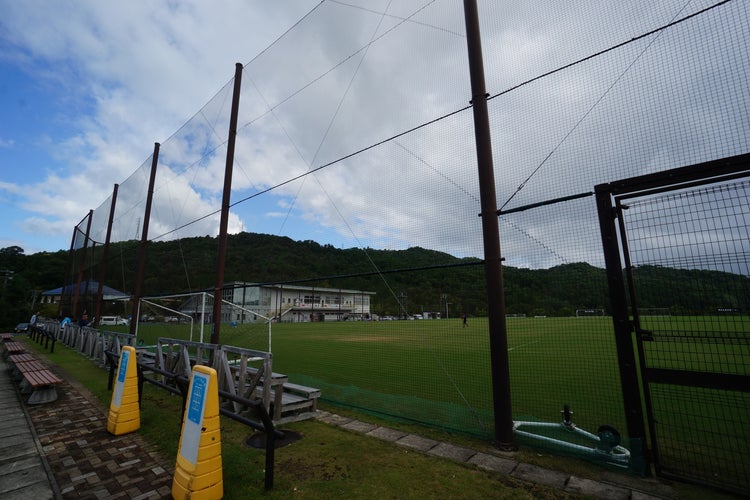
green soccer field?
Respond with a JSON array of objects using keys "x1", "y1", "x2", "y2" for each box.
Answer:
[
  {"x1": 130, "y1": 313, "x2": 750, "y2": 443},
  {"x1": 113, "y1": 312, "x2": 750, "y2": 479},
  {"x1": 133, "y1": 316, "x2": 631, "y2": 438}
]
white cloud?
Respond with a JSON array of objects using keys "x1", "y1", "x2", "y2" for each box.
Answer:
[
  {"x1": 0, "y1": 181, "x2": 22, "y2": 195},
  {"x1": 0, "y1": 0, "x2": 747, "y2": 274}
]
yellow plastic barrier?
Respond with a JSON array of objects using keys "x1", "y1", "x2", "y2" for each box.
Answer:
[
  {"x1": 107, "y1": 345, "x2": 141, "y2": 435},
  {"x1": 172, "y1": 365, "x2": 223, "y2": 500}
]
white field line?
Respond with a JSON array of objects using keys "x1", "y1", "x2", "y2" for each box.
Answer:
[{"x1": 507, "y1": 339, "x2": 542, "y2": 352}]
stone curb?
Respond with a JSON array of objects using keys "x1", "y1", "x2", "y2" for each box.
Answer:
[{"x1": 314, "y1": 411, "x2": 676, "y2": 500}]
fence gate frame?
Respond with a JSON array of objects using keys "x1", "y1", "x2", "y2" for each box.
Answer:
[{"x1": 595, "y1": 152, "x2": 750, "y2": 492}]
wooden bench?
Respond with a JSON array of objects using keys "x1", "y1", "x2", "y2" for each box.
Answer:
[
  {"x1": 284, "y1": 383, "x2": 322, "y2": 411},
  {"x1": 7, "y1": 352, "x2": 63, "y2": 404},
  {"x1": 7, "y1": 353, "x2": 36, "y2": 380},
  {"x1": 19, "y1": 368, "x2": 63, "y2": 404},
  {"x1": 8, "y1": 353, "x2": 35, "y2": 364},
  {"x1": 1, "y1": 333, "x2": 13, "y2": 342},
  {"x1": 216, "y1": 346, "x2": 278, "y2": 418},
  {"x1": 11, "y1": 359, "x2": 49, "y2": 381},
  {"x1": 2, "y1": 341, "x2": 25, "y2": 359},
  {"x1": 255, "y1": 381, "x2": 322, "y2": 423}
]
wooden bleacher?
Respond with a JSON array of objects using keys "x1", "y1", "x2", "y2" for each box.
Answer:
[{"x1": 137, "y1": 338, "x2": 321, "y2": 424}]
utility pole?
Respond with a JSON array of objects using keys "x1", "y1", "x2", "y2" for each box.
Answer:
[
  {"x1": 211, "y1": 63, "x2": 244, "y2": 345},
  {"x1": 463, "y1": 0, "x2": 515, "y2": 449}
]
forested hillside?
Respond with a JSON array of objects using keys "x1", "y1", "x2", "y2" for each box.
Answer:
[{"x1": 2, "y1": 231, "x2": 748, "y2": 326}]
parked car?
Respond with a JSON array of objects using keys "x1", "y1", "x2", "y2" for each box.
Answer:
[
  {"x1": 99, "y1": 316, "x2": 129, "y2": 326},
  {"x1": 14, "y1": 322, "x2": 29, "y2": 333}
]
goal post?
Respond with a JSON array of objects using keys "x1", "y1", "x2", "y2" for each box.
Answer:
[
  {"x1": 575, "y1": 308, "x2": 606, "y2": 317},
  {"x1": 132, "y1": 291, "x2": 274, "y2": 352},
  {"x1": 135, "y1": 292, "x2": 202, "y2": 342},
  {"x1": 220, "y1": 299, "x2": 273, "y2": 352}
]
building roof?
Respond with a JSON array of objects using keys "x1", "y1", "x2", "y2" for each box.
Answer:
[
  {"x1": 226, "y1": 281, "x2": 376, "y2": 295},
  {"x1": 42, "y1": 280, "x2": 129, "y2": 299}
]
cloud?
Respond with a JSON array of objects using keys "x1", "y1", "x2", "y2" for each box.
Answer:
[
  {"x1": 1, "y1": 0, "x2": 747, "y2": 277},
  {"x1": 0, "y1": 181, "x2": 22, "y2": 195},
  {"x1": 0, "y1": 1, "x2": 322, "y2": 249}
]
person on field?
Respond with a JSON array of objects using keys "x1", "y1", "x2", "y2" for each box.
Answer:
[{"x1": 462, "y1": 312, "x2": 467, "y2": 328}]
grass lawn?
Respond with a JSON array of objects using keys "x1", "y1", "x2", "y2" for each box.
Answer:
[
  {"x1": 22, "y1": 336, "x2": 580, "y2": 499},
  {"x1": 131, "y1": 316, "x2": 629, "y2": 439},
  {"x1": 94, "y1": 313, "x2": 750, "y2": 493},
  {"x1": 19, "y1": 332, "x2": 742, "y2": 499}
]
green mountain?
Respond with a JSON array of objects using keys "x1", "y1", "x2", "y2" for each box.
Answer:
[{"x1": 2, "y1": 232, "x2": 748, "y2": 326}]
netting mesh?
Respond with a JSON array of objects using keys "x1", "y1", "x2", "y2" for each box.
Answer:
[{"x1": 66, "y1": 0, "x2": 749, "y2": 472}]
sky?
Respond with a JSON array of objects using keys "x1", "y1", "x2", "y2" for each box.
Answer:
[
  {"x1": 1, "y1": 0, "x2": 747, "y2": 275},
  {"x1": 0, "y1": 1, "x2": 322, "y2": 254}
]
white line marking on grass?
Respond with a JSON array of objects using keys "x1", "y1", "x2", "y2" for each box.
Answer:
[{"x1": 508, "y1": 340, "x2": 541, "y2": 352}]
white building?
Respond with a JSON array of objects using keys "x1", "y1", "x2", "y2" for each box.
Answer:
[{"x1": 220, "y1": 282, "x2": 376, "y2": 323}]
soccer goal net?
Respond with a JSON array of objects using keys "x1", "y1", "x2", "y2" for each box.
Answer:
[
  {"x1": 134, "y1": 291, "x2": 273, "y2": 351},
  {"x1": 575, "y1": 308, "x2": 606, "y2": 317}
]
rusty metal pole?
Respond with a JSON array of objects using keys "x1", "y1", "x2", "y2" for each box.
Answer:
[
  {"x1": 211, "y1": 63, "x2": 244, "y2": 345},
  {"x1": 59, "y1": 227, "x2": 78, "y2": 317},
  {"x1": 463, "y1": 0, "x2": 515, "y2": 449},
  {"x1": 94, "y1": 184, "x2": 119, "y2": 328},
  {"x1": 130, "y1": 144, "x2": 160, "y2": 336},
  {"x1": 72, "y1": 210, "x2": 94, "y2": 319}
]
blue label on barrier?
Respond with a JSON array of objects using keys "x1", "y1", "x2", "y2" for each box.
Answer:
[
  {"x1": 118, "y1": 350, "x2": 129, "y2": 383},
  {"x1": 179, "y1": 371, "x2": 210, "y2": 465},
  {"x1": 187, "y1": 375, "x2": 207, "y2": 424},
  {"x1": 113, "y1": 350, "x2": 129, "y2": 408}
]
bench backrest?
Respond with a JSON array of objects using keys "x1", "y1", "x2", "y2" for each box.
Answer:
[
  {"x1": 155, "y1": 337, "x2": 220, "y2": 379},
  {"x1": 151, "y1": 338, "x2": 273, "y2": 413},
  {"x1": 215, "y1": 344, "x2": 272, "y2": 413}
]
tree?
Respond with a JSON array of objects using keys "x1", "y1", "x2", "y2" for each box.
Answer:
[{"x1": 0, "y1": 246, "x2": 25, "y2": 256}]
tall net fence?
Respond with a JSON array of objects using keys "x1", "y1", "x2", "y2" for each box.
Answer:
[{"x1": 67, "y1": 0, "x2": 748, "y2": 467}]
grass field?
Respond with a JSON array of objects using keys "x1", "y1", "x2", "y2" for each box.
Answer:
[
  {"x1": 131, "y1": 316, "x2": 630, "y2": 443},
  {"x1": 92, "y1": 313, "x2": 750, "y2": 491},
  {"x1": 22, "y1": 318, "x2": 747, "y2": 499},
  {"x1": 128, "y1": 314, "x2": 749, "y2": 443},
  {"x1": 22, "y1": 337, "x2": 586, "y2": 500}
]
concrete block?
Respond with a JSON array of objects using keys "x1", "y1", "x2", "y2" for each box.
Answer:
[
  {"x1": 366, "y1": 427, "x2": 408, "y2": 442},
  {"x1": 468, "y1": 452, "x2": 518, "y2": 474},
  {"x1": 395, "y1": 434, "x2": 438, "y2": 452},
  {"x1": 511, "y1": 462, "x2": 568, "y2": 489},
  {"x1": 341, "y1": 420, "x2": 378, "y2": 434},
  {"x1": 427, "y1": 442, "x2": 476, "y2": 462},
  {"x1": 565, "y1": 476, "x2": 630, "y2": 499}
]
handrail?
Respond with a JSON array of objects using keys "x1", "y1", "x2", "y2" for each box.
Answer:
[{"x1": 105, "y1": 349, "x2": 281, "y2": 490}]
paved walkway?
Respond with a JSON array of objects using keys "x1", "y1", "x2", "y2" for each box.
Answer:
[
  {"x1": 0, "y1": 353, "x2": 173, "y2": 499},
  {"x1": 2, "y1": 337, "x2": 680, "y2": 500},
  {"x1": 0, "y1": 355, "x2": 58, "y2": 499}
]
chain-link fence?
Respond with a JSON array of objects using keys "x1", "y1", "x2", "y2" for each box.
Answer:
[{"x1": 64, "y1": 0, "x2": 748, "y2": 485}]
